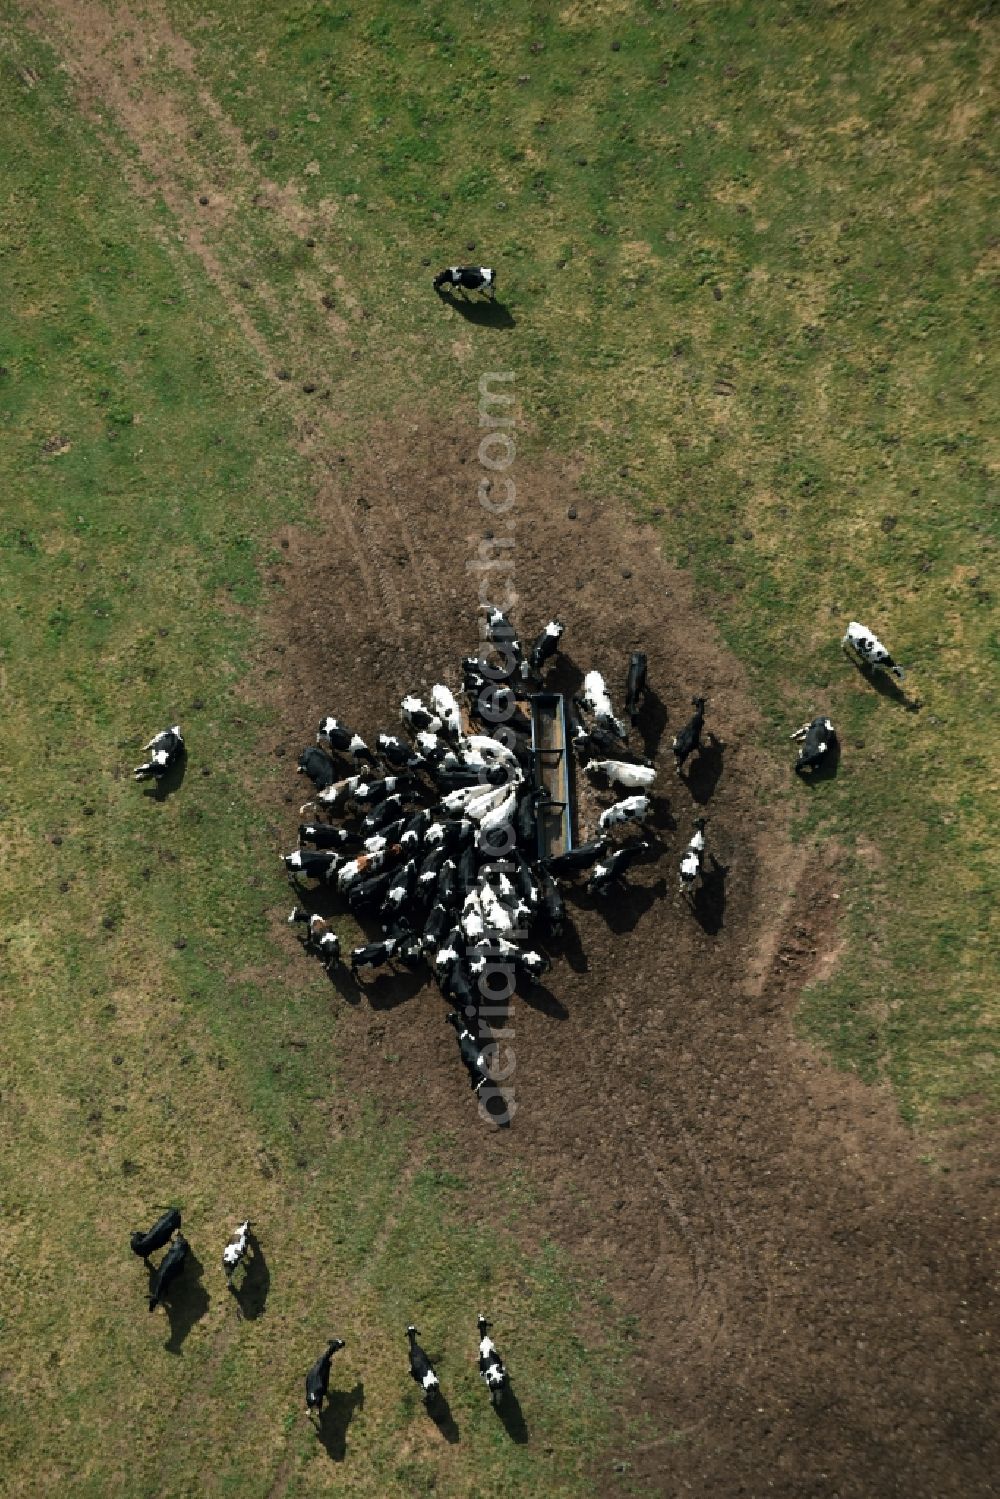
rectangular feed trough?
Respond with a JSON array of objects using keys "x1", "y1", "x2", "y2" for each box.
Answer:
[{"x1": 529, "y1": 692, "x2": 574, "y2": 862}]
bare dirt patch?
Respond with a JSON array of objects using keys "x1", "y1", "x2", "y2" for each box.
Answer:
[{"x1": 255, "y1": 418, "x2": 998, "y2": 1497}]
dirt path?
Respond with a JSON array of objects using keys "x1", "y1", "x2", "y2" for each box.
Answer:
[{"x1": 27, "y1": 5, "x2": 998, "y2": 1493}]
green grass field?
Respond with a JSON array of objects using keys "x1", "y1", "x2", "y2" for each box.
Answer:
[{"x1": 1, "y1": 0, "x2": 996, "y2": 1492}]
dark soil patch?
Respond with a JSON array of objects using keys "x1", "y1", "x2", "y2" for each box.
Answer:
[{"x1": 254, "y1": 419, "x2": 997, "y2": 1498}]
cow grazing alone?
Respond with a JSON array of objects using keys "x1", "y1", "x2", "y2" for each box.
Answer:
[
  {"x1": 477, "y1": 1315, "x2": 508, "y2": 1406},
  {"x1": 598, "y1": 794, "x2": 650, "y2": 832},
  {"x1": 406, "y1": 1325, "x2": 441, "y2": 1403},
  {"x1": 625, "y1": 652, "x2": 649, "y2": 723},
  {"x1": 791, "y1": 717, "x2": 837, "y2": 775},
  {"x1": 133, "y1": 725, "x2": 184, "y2": 781},
  {"x1": 306, "y1": 1338, "x2": 346, "y2": 1419},
  {"x1": 528, "y1": 619, "x2": 564, "y2": 674},
  {"x1": 130, "y1": 1207, "x2": 181, "y2": 1261},
  {"x1": 297, "y1": 746, "x2": 337, "y2": 790},
  {"x1": 671, "y1": 696, "x2": 706, "y2": 776},
  {"x1": 222, "y1": 1220, "x2": 250, "y2": 1284},
  {"x1": 148, "y1": 1233, "x2": 188, "y2": 1312},
  {"x1": 842, "y1": 621, "x2": 905, "y2": 680},
  {"x1": 578, "y1": 671, "x2": 627, "y2": 740},
  {"x1": 434, "y1": 265, "x2": 495, "y2": 299},
  {"x1": 584, "y1": 759, "x2": 657, "y2": 791},
  {"x1": 678, "y1": 818, "x2": 706, "y2": 895}
]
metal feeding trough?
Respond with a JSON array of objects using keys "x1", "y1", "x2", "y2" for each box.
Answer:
[{"x1": 529, "y1": 692, "x2": 575, "y2": 862}]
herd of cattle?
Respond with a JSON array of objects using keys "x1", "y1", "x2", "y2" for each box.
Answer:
[
  {"x1": 127, "y1": 611, "x2": 906, "y2": 1426},
  {"x1": 278, "y1": 605, "x2": 733, "y2": 1104},
  {"x1": 128, "y1": 1206, "x2": 508, "y2": 1414}
]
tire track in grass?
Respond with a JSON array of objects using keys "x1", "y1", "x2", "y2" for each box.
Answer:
[{"x1": 27, "y1": 0, "x2": 411, "y2": 640}]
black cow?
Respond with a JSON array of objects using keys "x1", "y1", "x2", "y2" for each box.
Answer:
[
  {"x1": 625, "y1": 651, "x2": 648, "y2": 723},
  {"x1": 130, "y1": 1207, "x2": 181, "y2": 1261},
  {"x1": 587, "y1": 839, "x2": 650, "y2": 896},
  {"x1": 306, "y1": 1338, "x2": 346, "y2": 1419},
  {"x1": 672, "y1": 696, "x2": 706, "y2": 776},
  {"x1": 297, "y1": 746, "x2": 337, "y2": 790},
  {"x1": 544, "y1": 837, "x2": 607, "y2": 875},
  {"x1": 148, "y1": 1233, "x2": 188, "y2": 1312}
]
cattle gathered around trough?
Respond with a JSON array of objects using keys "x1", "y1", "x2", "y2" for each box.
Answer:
[{"x1": 281, "y1": 608, "x2": 700, "y2": 1117}]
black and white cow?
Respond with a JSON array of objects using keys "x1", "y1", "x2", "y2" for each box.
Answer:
[
  {"x1": 446, "y1": 1011, "x2": 490, "y2": 1092},
  {"x1": 148, "y1": 1233, "x2": 187, "y2": 1312},
  {"x1": 543, "y1": 837, "x2": 607, "y2": 876},
  {"x1": 671, "y1": 696, "x2": 706, "y2": 776},
  {"x1": 306, "y1": 1338, "x2": 346, "y2": 1419},
  {"x1": 317, "y1": 716, "x2": 371, "y2": 760},
  {"x1": 678, "y1": 818, "x2": 706, "y2": 895},
  {"x1": 288, "y1": 908, "x2": 341, "y2": 968},
  {"x1": 625, "y1": 651, "x2": 649, "y2": 723},
  {"x1": 298, "y1": 823, "x2": 356, "y2": 850},
  {"x1": 133, "y1": 725, "x2": 184, "y2": 781},
  {"x1": 400, "y1": 695, "x2": 442, "y2": 735},
  {"x1": 350, "y1": 937, "x2": 399, "y2": 976},
  {"x1": 406, "y1": 1325, "x2": 441, "y2": 1403},
  {"x1": 578, "y1": 671, "x2": 627, "y2": 740},
  {"x1": 283, "y1": 848, "x2": 342, "y2": 883},
  {"x1": 598, "y1": 794, "x2": 650, "y2": 832},
  {"x1": 842, "y1": 621, "x2": 905, "y2": 680},
  {"x1": 539, "y1": 866, "x2": 565, "y2": 936},
  {"x1": 433, "y1": 265, "x2": 496, "y2": 299},
  {"x1": 377, "y1": 732, "x2": 425, "y2": 770},
  {"x1": 130, "y1": 1207, "x2": 181, "y2": 1261},
  {"x1": 222, "y1": 1219, "x2": 250, "y2": 1285},
  {"x1": 587, "y1": 839, "x2": 650, "y2": 895},
  {"x1": 790, "y1": 716, "x2": 837, "y2": 775},
  {"x1": 528, "y1": 619, "x2": 564, "y2": 674},
  {"x1": 477, "y1": 1314, "x2": 508, "y2": 1406}
]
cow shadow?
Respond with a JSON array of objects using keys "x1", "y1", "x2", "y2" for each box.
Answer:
[
  {"x1": 437, "y1": 290, "x2": 515, "y2": 329},
  {"x1": 327, "y1": 963, "x2": 364, "y2": 1007},
  {"x1": 366, "y1": 968, "x2": 430, "y2": 1013},
  {"x1": 692, "y1": 856, "x2": 728, "y2": 935},
  {"x1": 648, "y1": 797, "x2": 677, "y2": 834},
  {"x1": 555, "y1": 911, "x2": 589, "y2": 974},
  {"x1": 231, "y1": 1232, "x2": 270, "y2": 1321},
  {"x1": 427, "y1": 1391, "x2": 460, "y2": 1443},
  {"x1": 315, "y1": 1381, "x2": 364, "y2": 1461},
  {"x1": 850, "y1": 660, "x2": 921, "y2": 713},
  {"x1": 684, "y1": 734, "x2": 724, "y2": 805},
  {"x1": 149, "y1": 1248, "x2": 210, "y2": 1353},
  {"x1": 495, "y1": 1385, "x2": 529, "y2": 1444},
  {"x1": 600, "y1": 876, "x2": 668, "y2": 935},
  {"x1": 795, "y1": 735, "x2": 841, "y2": 786},
  {"x1": 517, "y1": 981, "x2": 569, "y2": 1020},
  {"x1": 636, "y1": 687, "x2": 669, "y2": 760},
  {"x1": 144, "y1": 755, "x2": 186, "y2": 801}
]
